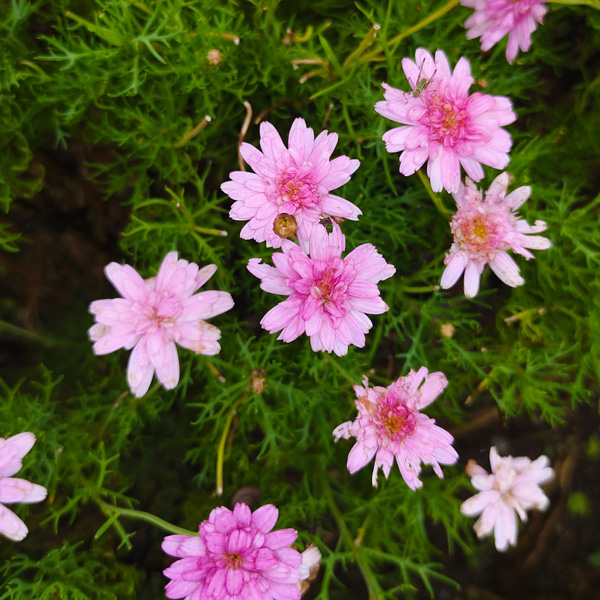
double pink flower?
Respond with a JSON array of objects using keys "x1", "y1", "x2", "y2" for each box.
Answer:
[{"x1": 247, "y1": 225, "x2": 395, "y2": 356}]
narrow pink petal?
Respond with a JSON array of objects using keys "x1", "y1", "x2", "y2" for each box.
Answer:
[
  {"x1": 104, "y1": 263, "x2": 147, "y2": 302},
  {"x1": 463, "y1": 260, "x2": 482, "y2": 298},
  {"x1": 0, "y1": 504, "x2": 28, "y2": 541},
  {"x1": 252, "y1": 504, "x2": 279, "y2": 534},
  {"x1": 489, "y1": 251, "x2": 524, "y2": 287},
  {"x1": 127, "y1": 338, "x2": 155, "y2": 398},
  {"x1": 0, "y1": 433, "x2": 36, "y2": 478},
  {"x1": 153, "y1": 340, "x2": 180, "y2": 391},
  {"x1": 416, "y1": 372, "x2": 448, "y2": 408},
  {"x1": 441, "y1": 252, "x2": 467, "y2": 289},
  {"x1": 0, "y1": 479, "x2": 47, "y2": 504}
]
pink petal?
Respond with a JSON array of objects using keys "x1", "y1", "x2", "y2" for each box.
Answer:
[
  {"x1": 0, "y1": 432, "x2": 36, "y2": 478},
  {"x1": 0, "y1": 504, "x2": 28, "y2": 541},
  {"x1": 0, "y1": 479, "x2": 47, "y2": 504}
]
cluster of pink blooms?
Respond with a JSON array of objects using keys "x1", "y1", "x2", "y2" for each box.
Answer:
[
  {"x1": 333, "y1": 368, "x2": 458, "y2": 489},
  {"x1": 376, "y1": 47, "x2": 550, "y2": 297},
  {"x1": 460, "y1": 447, "x2": 554, "y2": 551},
  {"x1": 222, "y1": 117, "x2": 395, "y2": 356},
  {"x1": 162, "y1": 502, "x2": 318, "y2": 600},
  {"x1": 0, "y1": 433, "x2": 47, "y2": 542},
  {"x1": 75, "y1": 11, "x2": 556, "y2": 592}
]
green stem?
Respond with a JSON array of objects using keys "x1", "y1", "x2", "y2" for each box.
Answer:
[
  {"x1": 216, "y1": 394, "x2": 248, "y2": 496},
  {"x1": 324, "y1": 355, "x2": 359, "y2": 385},
  {"x1": 342, "y1": 23, "x2": 381, "y2": 73},
  {"x1": 547, "y1": 0, "x2": 600, "y2": 8},
  {"x1": 362, "y1": 0, "x2": 461, "y2": 63},
  {"x1": 417, "y1": 170, "x2": 452, "y2": 216},
  {"x1": 321, "y1": 474, "x2": 383, "y2": 599},
  {"x1": 400, "y1": 285, "x2": 439, "y2": 293},
  {"x1": 96, "y1": 498, "x2": 197, "y2": 536},
  {"x1": 0, "y1": 319, "x2": 80, "y2": 347}
]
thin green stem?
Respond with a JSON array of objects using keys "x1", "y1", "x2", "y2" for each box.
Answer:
[
  {"x1": 547, "y1": 0, "x2": 600, "y2": 8},
  {"x1": 321, "y1": 474, "x2": 383, "y2": 599},
  {"x1": 324, "y1": 355, "x2": 359, "y2": 385},
  {"x1": 400, "y1": 285, "x2": 439, "y2": 293},
  {"x1": 0, "y1": 319, "x2": 81, "y2": 348},
  {"x1": 417, "y1": 170, "x2": 452, "y2": 216},
  {"x1": 216, "y1": 393, "x2": 248, "y2": 496},
  {"x1": 361, "y1": 0, "x2": 461, "y2": 63},
  {"x1": 96, "y1": 498, "x2": 197, "y2": 536}
]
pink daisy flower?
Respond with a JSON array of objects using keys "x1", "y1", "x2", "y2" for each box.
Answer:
[
  {"x1": 0, "y1": 432, "x2": 47, "y2": 541},
  {"x1": 162, "y1": 502, "x2": 303, "y2": 600},
  {"x1": 460, "y1": 447, "x2": 554, "y2": 551},
  {"x1": 221, "y1": 118, "x2": 361, "y2": 249},
  {"x1": 440, "y1": 172, "x2": 551, "y2": 298},
  {"x1": 462, "y1": 0, "x2": 547, "y2": 63},
  {"x1": 333, "y1": 368, "x2": 458, "y2": 489},
  {"x1": 374, "y1": 48, "x2": 516, "y2": 193},
  {"x1": 247, "y1": 224, "x2": 395, "y2": 357},
  {"x1": 89, "y1": 251, "x2": 234, "y2": 398}
]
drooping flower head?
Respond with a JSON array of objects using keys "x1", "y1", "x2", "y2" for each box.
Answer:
[
  {"x1": 162, "y1": 503, "x2": 303, "y2": 600},
  {"x1": 374, "y1": 48, "x2": 516, "y2": 193},
  {"x1": 460, "y1": 447, "x2": 554, "y2": 551},
  {"x1": 247, "y1": 225, "x2": 395, "y2": 357},
  {"x1": 0, "y1": 432, "x2": 47, "y2": 541},
  {"x1": 333, "y1": 368, "x2": 458, "y2": 489},
  {"x1": 440, "y1": 172, "x2": 551, "y2": 298},
  {"x1": 462, "y1": 0, "x2": 547, "y2": 63},
  {"x1": 89, "y1": 252, "x2": 234, "y2": 397},
  {"x1": 221, "y1": 118, "x2": 361, "y2": 249}
]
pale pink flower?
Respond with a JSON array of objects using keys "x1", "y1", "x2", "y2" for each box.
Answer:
[
  {"x1": 0, "y1": 432, "x2": 47, "y2": 541},
  {"x1": 221, "y1": 118, "x2": 361, "y2": 249},
  {"x1": 247, "y1": 224, "x2": 395, "y2": 357},
  {"x1": 162, "y1": 503, "x2": 303, "y2": 600},
  {"x1": 440, "y1": 172, "x2": 551, "y2": 298},
  {"x1": 460, "y1": 447, "x2": 554, "y2": 551},
  {"x1": 374, "y1": 48, "x2": 516, "y2": 193},
  {"x1": 462, "y1": 0, "x2": 547, "y2": 63},
  {"x1": 333, "y1": 368, "x2": 458, "y2": 489},
  {"x1": 89, "y1": 251, "x2": 234, "y2": 398}
]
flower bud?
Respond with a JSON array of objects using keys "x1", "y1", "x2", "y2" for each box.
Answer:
[
  {"x1": 206, "y1": 49, "x2": 222, "y2": 66},
  {"x1": 273, "y1": 213, "x2": 298, "y2": 239},
  {"x1": 250, "y1": 368, "x2": 267, "y2": 394}
]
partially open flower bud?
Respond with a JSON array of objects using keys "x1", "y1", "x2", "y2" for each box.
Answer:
[
  {"x1": 273, "y1": 213, "x2": 298, "y2": 239},
  {"x1": 440, "y1": 322, "x2": 455, "y2": 338},
  {"x1": 206, "y1": 49, "x2": 222, "y2": 66},
  {"x1": 250, "y1": 368, "x2": 267, "y2": 394}
]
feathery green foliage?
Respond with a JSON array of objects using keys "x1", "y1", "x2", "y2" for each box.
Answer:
[{"x1": 1, "y1": 0, "x2": 599, "y2": 598}]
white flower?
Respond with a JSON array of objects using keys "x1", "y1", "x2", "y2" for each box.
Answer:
[{"x1": 460, "y1": 446, "x2": 554, "y2": 551}]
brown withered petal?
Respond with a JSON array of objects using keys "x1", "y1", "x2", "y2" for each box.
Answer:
[{"x1": 273, "y1": 213, "x2": 298, "y2": 239}]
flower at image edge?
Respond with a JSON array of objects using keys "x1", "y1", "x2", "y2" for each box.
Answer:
[
  {"x1": 333, "y1": 368, "x2": 458, "y2": 489},
  {"x1": 461, "y1": 0, "x2": 548, "y2": 63},
  {"x1": 221, "y1": 117, "x2": 361, "y2": 250},
  {"x1": 461, "y1": 447, "x2": 554, "y2": 551},
  {"x1": 0, "y1": 432, "x2": 47, "y2": 541},
  {"x1": 374, "y1": 48, "x2": 516, "y2": 193},
  {"x1": 89, "y1": 251, "x2": 234, "y2": 397},
  {"x1": 440, "y1": 172, "x2": 551, "y2": 298},
  {"x1": 162, "y1": 503, "x2": 303, "y2": 600},
  {"x1": 247, "y1": 224, "x2": 395, "y2": 357}
]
